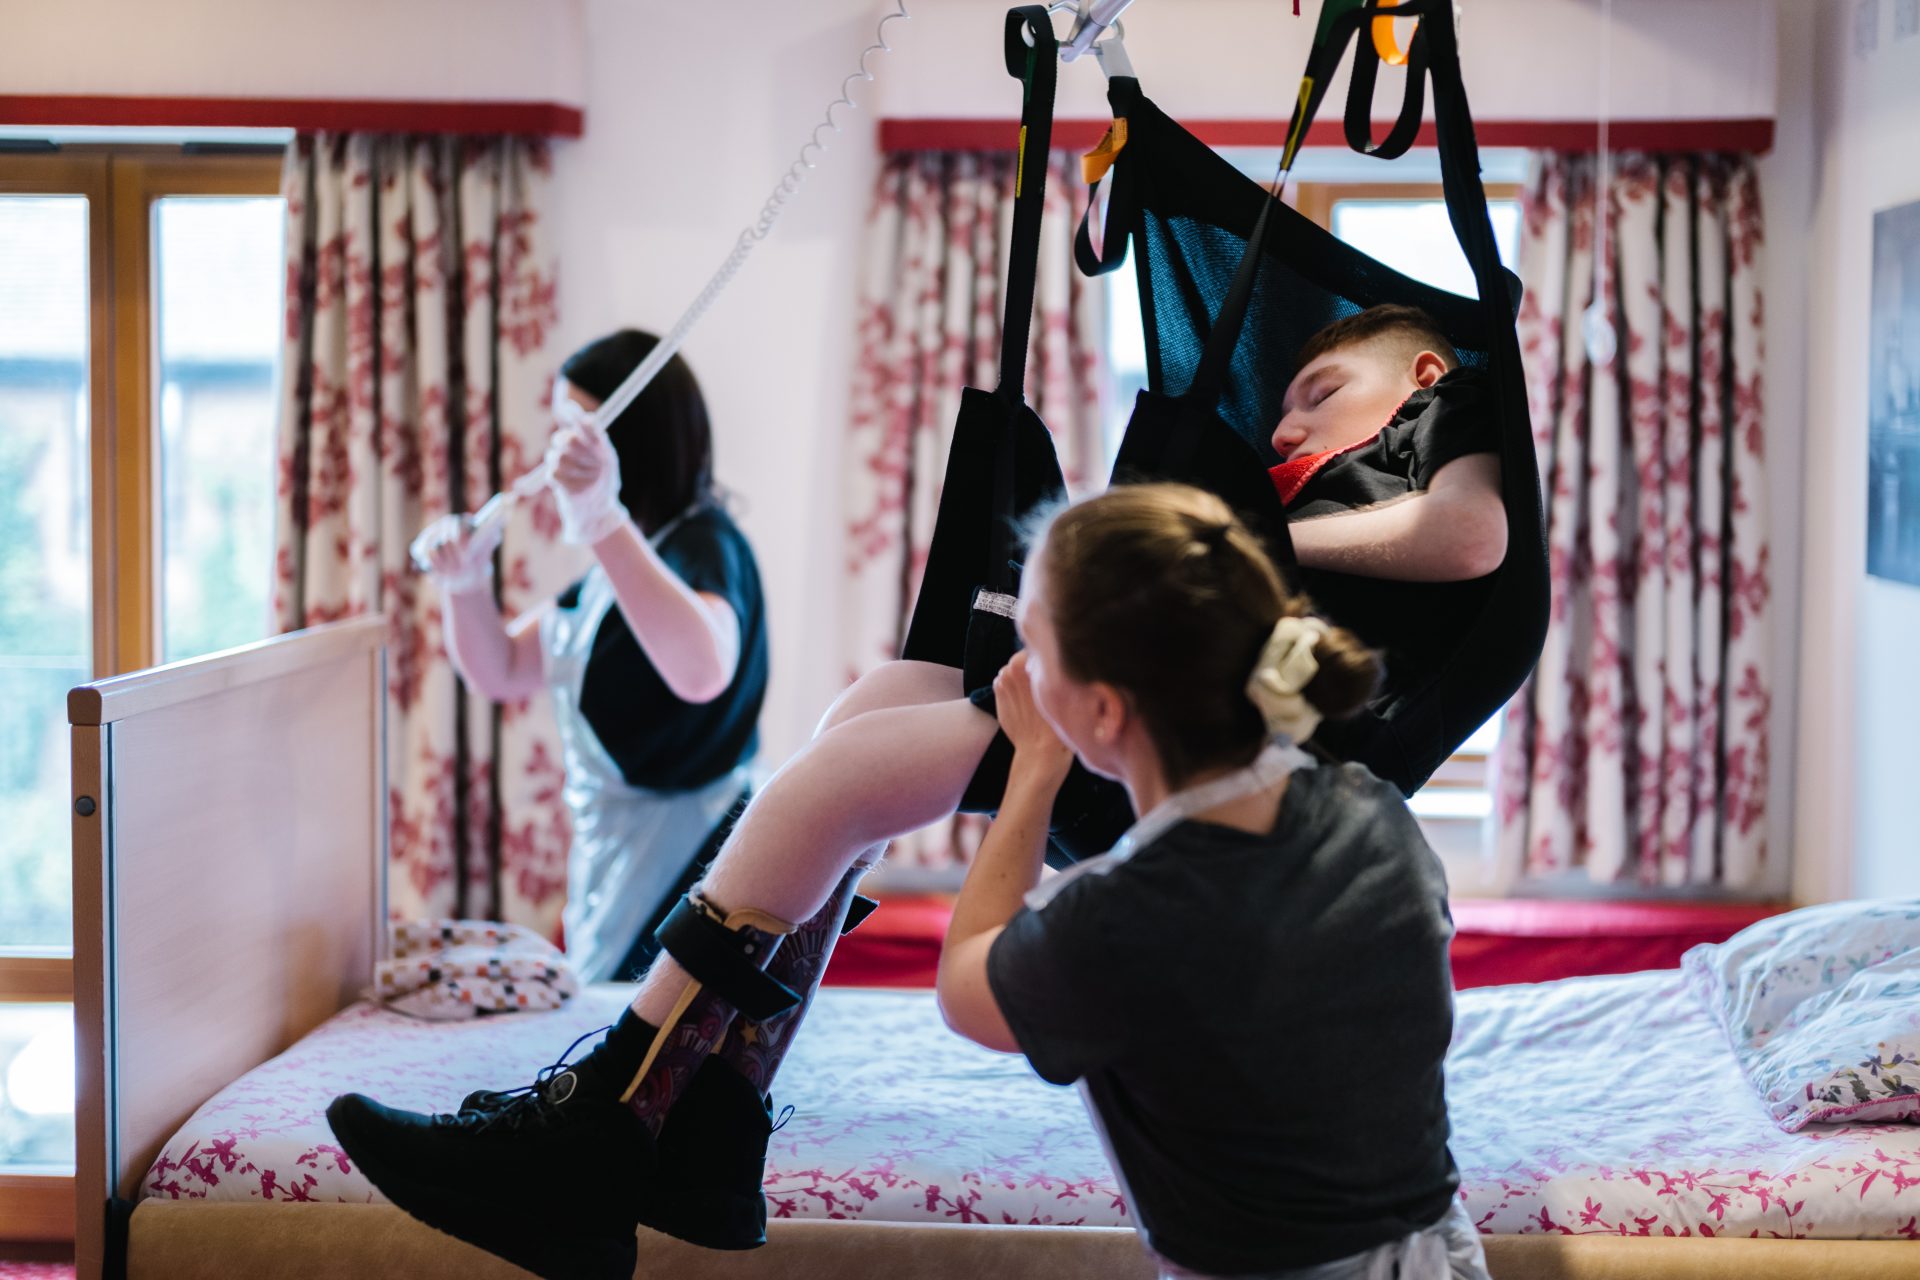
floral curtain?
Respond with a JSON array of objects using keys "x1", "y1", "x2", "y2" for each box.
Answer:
[
  {"x1": 274, "y1": 133, "x2": 577, "y2": 934},
  {"x1": 1496, "y1": 152, "x2": 1771, "y2": 889},
  {"x1": 843, "y1": 150, "x2": 1107, "y2": 868}
]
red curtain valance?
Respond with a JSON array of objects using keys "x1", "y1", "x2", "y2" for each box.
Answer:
[
  {"x1": 0, "y1": 94, "x2": 583, "y2": 138},
  {"x1": 880, "y1": 117, "x2": 1774, "y2": 155}
]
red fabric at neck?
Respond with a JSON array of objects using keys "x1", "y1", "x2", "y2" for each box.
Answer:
[
  {"x1": 1267, "y1": 385, "x2": 1427, "y2": 507},
  {"x1": 1268, "y1": 433, "x2": 1376, "y2": 507}
]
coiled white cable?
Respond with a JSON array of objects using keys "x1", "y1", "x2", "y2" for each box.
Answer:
[
  {"x1": 592, "y1": 0, "x2": 914, "y2": 429},
  {"x1": 431, "y1": 2, "x2": 916, "y2": 562}
]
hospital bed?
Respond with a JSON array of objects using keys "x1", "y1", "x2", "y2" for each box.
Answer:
[{"x1": 68, "y1": 621, "x2": 1918, "y2": 1278}]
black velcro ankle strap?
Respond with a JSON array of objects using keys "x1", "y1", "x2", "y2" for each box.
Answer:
[
  {"x1": 841, "y1": 895, "x2": 879, "y2": 935},
  {"x1": 656, "y1": 898, "x2": 802, "y2": 1022}
]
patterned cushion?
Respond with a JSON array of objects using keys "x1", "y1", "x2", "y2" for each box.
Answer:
[
  {"x1": 373, "y1": 919, "x2": 580, "y2": 1020},
  {"x1": 1683, "y1": 900, "x2": 1920, "y2": 1131}
]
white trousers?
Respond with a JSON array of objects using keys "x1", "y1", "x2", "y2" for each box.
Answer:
[{"x1": 1154, "y1": 1199, "x2": 1490, "y2": 1280}]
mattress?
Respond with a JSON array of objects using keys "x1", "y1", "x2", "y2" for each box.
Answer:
[
  {"x1": 1449, "y1": 970, "x2": 1920, "y2": 1240},
  {"x1": 141, "y1": 985, "x2": 1126, "y2": 1227},
  {"x1": 142, "y1": 973, "x2": 1920, "y2": 1239}
]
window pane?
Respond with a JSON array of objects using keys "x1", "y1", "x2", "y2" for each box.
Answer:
[
  {"x1": 154, "y1": 196, "x2": 285, "y2": 664},
  {"x1": 1408, "y1": 788, "x2": 1492, "y2": 821},
  {"x1": 1103, "y1": 247, "x2": 1148, "y2": 472},
  {"x1": 1459, "y1": 712, "x2": 1501, "y2": 755},
  {"x1": 0, "y1": 1002, "x2": 75, "y2": 1173},
  {"x1": 0, "y1": 197, "x2": 89, "y2": 950},
  {"x1": 1330, "y1": 199, "x2": 1522, "y2": 298}
]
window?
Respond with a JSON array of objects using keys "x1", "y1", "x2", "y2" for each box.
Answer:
[
  {"x1": 1294, "y1": 182, "x2": 1522, "y2": 300},
  {"x1": 1104, "y1": 253, "x2": 1149, "y2": 474},
  {"x1": 0, "y1": 188, "x2": 92, "y2": 958},
  {"x1": 1103, "y1": 179, "x2": 1523, "y2": 455},
  {"x1": 0, "y1": 146, "x2": 285, "y2": 1227},
  {"x1": 153, "y1": 195, "x2": 285, "y2": 662}
]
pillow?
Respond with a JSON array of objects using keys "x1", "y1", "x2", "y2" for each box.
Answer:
[
  {"x1": 374, "y1": 919, "x2": 581, "y2": 1020},
  {"x1": 1682, "y1": 899, "x2": 1920, "y2": 1132}
]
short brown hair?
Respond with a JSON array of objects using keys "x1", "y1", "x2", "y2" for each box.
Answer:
[
  {"x1": 1033, "y1": 485, "x2": 1382, "y2": 789},
  {"x1": 1294, "y1": 304, "x2": 1460, "y2": 376}
]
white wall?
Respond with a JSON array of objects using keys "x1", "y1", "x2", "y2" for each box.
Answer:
[
  {"x1": 1789, "y1": 0, "x2": 1920, "y2": 901},
  {"x1": 0, "y1": 0, "x2": 585, "y2": 105},
  {"x1": 876, "y1": 0, "x2": 1777, "y2": 125},
  {"x1": 552, "y1": 1, "x2": 885, "y2": 768},
  {"x1": 1754, "y1": 0, "x2": 1816, "y2": 898}
]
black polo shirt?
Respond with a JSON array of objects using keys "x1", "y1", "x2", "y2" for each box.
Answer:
[
  {"x1": 1284, "y1": 368, "x2": 1501, "y2": 722},
  {"x1": 555, "y1": 503, "x2": 767, "y2": 790}
]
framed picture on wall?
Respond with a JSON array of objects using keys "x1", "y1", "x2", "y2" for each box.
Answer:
[{"x1": 1869, "y1": 197, "x2": 1920, "y2": 587}]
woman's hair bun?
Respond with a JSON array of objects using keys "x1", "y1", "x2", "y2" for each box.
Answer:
[{"x1": 1298, "y1": 616, "x2": 1383, "y2": 722}]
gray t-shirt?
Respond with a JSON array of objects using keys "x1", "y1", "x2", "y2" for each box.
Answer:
[{"x1": 986, "y1": 762, "x2": 1460, "y2": 1275}]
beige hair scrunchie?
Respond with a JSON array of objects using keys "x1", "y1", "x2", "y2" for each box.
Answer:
[{"x1": 1245, "y1": 615, "x2": 1328, "y2": 744}]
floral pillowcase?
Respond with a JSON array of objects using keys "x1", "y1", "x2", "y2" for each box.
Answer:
[{"x1": 1682, "y1": 899, "x2": 1920, "y2": 1132}]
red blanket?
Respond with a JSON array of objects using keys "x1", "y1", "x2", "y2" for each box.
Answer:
[{"x1": 826, "y1": 896, "x2": 1785, "y2": 990}]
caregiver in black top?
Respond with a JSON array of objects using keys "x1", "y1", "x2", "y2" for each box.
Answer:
[{"x1": 414, "y1": 329, "x2": 768, "y2": 982}]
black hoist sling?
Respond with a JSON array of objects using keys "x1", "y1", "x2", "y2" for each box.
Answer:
[
  {"x1": 899, "y1": 7, "x2": 1071, "y2": 686},
  {"x1": 898, "y1": 5, "x2": 1291, "y2": 867},
  {"x1": 906, "y1": 1, "x2": 1549, "y2": 799},
  {"x1": 1075, "y1": 0, "x2": 1549, "y2": 795},
  {"x1": 902, "y1": 5, "x2": 1295, "y2": 682}
]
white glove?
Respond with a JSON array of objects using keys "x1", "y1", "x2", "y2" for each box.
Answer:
[
  {"x1": 410, "y1": 512, "x2": 504, "y2": 596},
  {"x1": 545, "y1": 423, "x2": 629, "y2": 546}
]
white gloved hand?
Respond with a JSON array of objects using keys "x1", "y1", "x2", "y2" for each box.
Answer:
[
  {"x1": 410, "y1": 512, "x2": 505, "y2": 596},
  {"x1": 545, "y1": 423, "x2": 629, "y2": 546}
]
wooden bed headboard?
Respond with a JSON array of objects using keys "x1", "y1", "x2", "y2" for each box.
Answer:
[{"x1": 67, "y1": 617, "x2": 387, "y2": 1276}]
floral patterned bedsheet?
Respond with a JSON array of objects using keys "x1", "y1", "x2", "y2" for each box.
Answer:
[
  {"x1": 140, "y1": 985, "x2": 1126, "y2": 1226},
  {"x1": 143, "y1": 974, "x2": 1920, "y2": 1238},
  {"x1": 1449, "y1": 970, "x2": 1920, "y2": 1239}
]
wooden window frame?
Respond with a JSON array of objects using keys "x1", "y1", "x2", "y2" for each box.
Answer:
[
  {"x1": 0, "y1": 145, "x2": 284, "y2": 1241},
  {"x1": 0, "y1": 147, "x2": 282, "y2": 685},
  {"x1": 1293, "y1": 180, "x2": 1523, "y2": 233},
  {"x1": 0, "y1": 1173, "x2": 72, "y2": 1243},
  {"x1": 109, "y1": 151, "x2": 285, "y2": 672},
  {"x1": 0, "y1": 952, "x2": 78, "y2": 1241}
]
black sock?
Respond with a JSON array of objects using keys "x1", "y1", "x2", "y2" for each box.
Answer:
[{"x1": 583, "y1": 1009, "x2": 658, "y2": 1094}]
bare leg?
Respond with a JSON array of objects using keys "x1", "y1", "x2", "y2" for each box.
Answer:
[
  {"x1": 813, "y1": 659, "x2": 966, "y2": 735},
  {"x1": 807, "y1": 659, "x2": 967, "y2": 870},
  {"x1": 697, "y1": 661, "x2": 975, "y2": 1094},
  {"x1": 633, "y1": 681, "x2": 987, "y2": 1027}
]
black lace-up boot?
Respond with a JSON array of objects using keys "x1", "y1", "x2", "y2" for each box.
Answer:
[
  {"x1": 453, "y1": 1012, "x2": 782, "y2": 1251},
  {"x1": 329, "y1": 891, "x2": 821, "y2": 1273},
  {"x1": 326, "y1": 1020, "x2": 653, "y2": 1280}
]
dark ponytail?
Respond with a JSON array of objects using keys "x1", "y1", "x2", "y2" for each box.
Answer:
[{"x1": 560, "y1": 329, "x2": 714, "y2": 534}]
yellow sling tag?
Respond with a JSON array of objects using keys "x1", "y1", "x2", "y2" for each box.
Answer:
[
  {"x1": 1281, "y1": 77, "x2": 1317, "y2": 173},
  {"x1": 1081, "y1": 117, "x2": 1129, "y2": 185}
]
